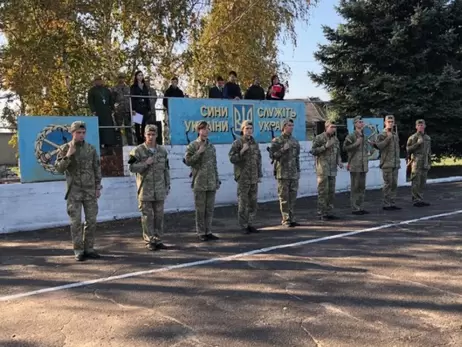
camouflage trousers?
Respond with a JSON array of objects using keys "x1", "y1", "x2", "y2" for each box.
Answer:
[
  {"x1": 237, "y1": 183, "x2": 258, "y2": 228},
  {"x1": 411, "y1": 169, "x2": 428, "y2": 203},
  {"x1": 66, "y1": 198, "x2": 98, "y2": 255},
  {"x1": 277, "y1": 179, "x2": 299, "y2": 225},
  {"x1": 194, "y1": 191, "x2": 216, "y2": 235},
  {"x1": 382, "y1": 168, "x2": 399, "y2": 207},
  {"x1": 317, "y1": 175, "x2": 336, "y2": 216},
  {"x1": 138, "y1": 200, "x2": 164, "y2": 244},
  {"x1": 114, "y1": 111, "x2": 134, "y2": 145},
  {"x1": 350, "y1": 172, "x2": 367, "y2": 212}
]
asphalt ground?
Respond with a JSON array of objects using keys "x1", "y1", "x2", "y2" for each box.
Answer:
[{"x1": 1, "y1": 182, "x2": 462, "y2": 347}]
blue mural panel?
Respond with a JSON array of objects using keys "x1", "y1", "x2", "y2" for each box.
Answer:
[
  {"x1": 168, "y1": 98, "x2": 306, "y2": 145},
  {"x1": 17, "y1": 116, "x2": 100, "y2": 183}
]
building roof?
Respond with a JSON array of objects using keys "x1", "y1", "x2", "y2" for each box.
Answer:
[{"x1": 289, "y1": 98, "x2": 329, "y2": 125}]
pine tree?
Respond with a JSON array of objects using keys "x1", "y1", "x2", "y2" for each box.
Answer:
[{"x1": 310, "y1": 0, "x2": 462, "y2": 158}]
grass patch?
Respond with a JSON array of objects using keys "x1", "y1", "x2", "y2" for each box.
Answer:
[
  {"x1": 10, "y1": 166, "x2": 20, "y2": 177},
  {"x1": 432, "y1": 157, "x2": 462, "y2": 167}
]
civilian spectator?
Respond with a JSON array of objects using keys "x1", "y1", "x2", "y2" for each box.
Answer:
[
  {"x1": 163, "y1": 76, "x2": 185, "y2": 111},
  {"x1": 130, "y1": 70, "x2": 151, "y2": 144},
  {"x1": 244, "y1": 76, "x2": 265, "y2": 100},
  {"x1": 88, "y1": 75, "x2": 117, "y2": 149},
  {"x1": 208, "y1": 76, "x2": 225, "y2": 98},
  {"x1": 223, "y1": 71, "x2": 242, "y2": 100},
  {"x1": 266, "y1": 75, "x2": 286, "y2": 100}
]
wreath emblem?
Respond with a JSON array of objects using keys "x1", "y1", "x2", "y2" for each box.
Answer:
[
  {"x1": 363, "y1": 123, "x2": 380, "y2": 160},
  {"x1": 34, "y1": 124, "x2": 72, "y2": 174}
]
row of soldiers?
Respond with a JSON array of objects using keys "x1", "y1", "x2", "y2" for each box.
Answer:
[{"x1": 55, "y1": 115, "x2": 431, "y2": 260}]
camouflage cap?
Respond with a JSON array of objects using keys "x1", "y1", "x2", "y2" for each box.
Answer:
[
  {"x1": 117, "y1": 72, "x2": 126, "y2": 79},
  {"x1": 282, "y1": 118, "x2": 294, "y2": 128},
  {"x1": 195, "y1": 121, "x2": 208, "y2": 132},
  {"x1": 70, "y1": 121, "x2": 86, "y2": 133},
  {"x1": 94, "y1": 75, "x2": 102, "y2": 81},
  {"x1": 145, "y1": 124, "x2": 158, "y2": 133},
  {"x1": 325, "y1": 120, "x2": 336, "y2": 128},
  {"x1": 353, "y1": 116, "x2": 363, "y2": 124},
  {"x1": 241, "y1": 120, "x2": 253, "y2": 129},
  {"x1": 416, "y1": 119, "x2": 426, "y2": 125},
  {"x1": 385, "y1": 115, "x2": 395, "y2": 121}
]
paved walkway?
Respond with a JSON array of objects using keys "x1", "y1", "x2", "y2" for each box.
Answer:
[{"x1": 1, "y1": 182, "x2": 462, "y2": 346}]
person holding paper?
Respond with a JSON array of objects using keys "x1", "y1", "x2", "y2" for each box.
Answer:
[
  {"x1": 266, "y1": 75, "x2": 286, "y2": 100},
  {"x1": 130, "y1": 70, "x2": 151, "y2": 144}
]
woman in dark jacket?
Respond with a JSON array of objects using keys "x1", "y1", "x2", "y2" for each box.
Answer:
[
  {"x1": 130, "y1": 70, "x2": 151, "y2": 144},
  {"x1": 266, "y1": 75, "x2": 286, "y2": 100}
]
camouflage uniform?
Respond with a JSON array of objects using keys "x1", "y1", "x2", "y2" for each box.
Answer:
[
  {"x1": 147, "y1": 85, "x2": 158, "y2": 123},
  {"x1": 229, "y1": 124, "x2": 262, "y2": 231},
  {"x1": 376, "y1": 115, "x2": 401, "y2": 208},
  {"x1": 343, "y1": 116, "x2": 369, "y2": 213},
  {"x1": 55, "y1": 121, "x2": 102, "y2": 258},
  {"x1": 310, "y1": 122, "x2": 341, "y2": 217},
  {"x1": 184, "y1": 123, "x2": 220, "y2": 236},
  {"x1": 269, "y1": 119, "x2": 300, "y2": 226},
  {"x1": 128, "y1": 125, "x2": 170, "y2": 247},
  {"x1": 111, "y1": 77, "x2": 133, "y2": 145},
  {"x1": 406, "y1": 119, "x2": 431, "y2": 205}
]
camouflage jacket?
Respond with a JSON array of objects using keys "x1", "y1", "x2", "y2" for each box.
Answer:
[
  {"x1": 376, "y1": 130, "x2": 401, "y2": 170},
  {"x1": 111, "y1": 84, "x2": 131, "y2": 113},
  {"x1": 128, "y1": 143, "x2": 170, "y2": 201},
  {"x1": 406, "y1": 132, "x2": 431, "y2": 171},
  {"x1": 55, "y1": 141, "x2": 102, "y2": 200},
  {"x1": 310, "y1": 132, "x2": 341, "y2": 177},
  {"x1": 228, "y1": 136, "x2": 262, "y2": 184},
  {"x1": 269, "y1": 133, "x2": 300, "y2": 180},
  {"x1": 184, "y1": 138, "x2": 220, "y2": 191},
  {"x1": 343, "y1": 131, "x2": 369, "y2": 173}
]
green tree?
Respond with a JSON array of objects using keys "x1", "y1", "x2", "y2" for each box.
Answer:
[
  {"x1": 310, "y1": 0, "x2": 462, "y2": 158},
  {"x1": 0, "y1": 0, "x2": 206, "y2": 124},
  {"x1": 187, "y1": 0, "x2": 314, "y2": 97}
]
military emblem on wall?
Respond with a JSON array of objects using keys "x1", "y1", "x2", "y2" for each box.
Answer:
[
  {"x1": 34, "y1": 124, "x2": 72, "y2": 174},
  {"x1": 17, "y1": 116, "x2": 100, "y2": 183},
  {"x1": 232, "y1": 104, "x2": 253, "y2": 137}
]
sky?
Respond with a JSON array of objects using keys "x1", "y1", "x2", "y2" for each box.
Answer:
[{"x1": 279, "y1": 0, "x2": 342, "y2": 101}]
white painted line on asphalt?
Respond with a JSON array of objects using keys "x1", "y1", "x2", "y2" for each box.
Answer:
[{"x1": 1, "y1": 209, "x2": 462, "y2": 302}]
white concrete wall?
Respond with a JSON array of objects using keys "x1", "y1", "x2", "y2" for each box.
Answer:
[{"x1": 0, "y1": 141, "x2": 407, "y2": 234}]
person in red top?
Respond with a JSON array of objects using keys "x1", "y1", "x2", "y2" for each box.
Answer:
[{"x1": 266, "y1": 75, "x2": 286, "y2": 100}]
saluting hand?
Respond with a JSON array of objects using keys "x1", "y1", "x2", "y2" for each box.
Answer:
[
  {"x1": 417, "y1": 137, "x2": 424, "y2": 145},
  {"x1": 197, "y1": 143, "x2": 206, "y2": 154},
  {"x1": 241, "y1": 143, "x2": 250, "y2": 155},
  {"x1": 283, "y1": 142, "x2": 290, "y2": 151},
  {"x1": 145, "y1": 157, "x2": 154, "y2": 165},
  {"x1": 66, "y1": 142, "x2": 76, "y2": 157},
  {"x1": 325, "y1": 138, "x2": 335, "y2": 149}
]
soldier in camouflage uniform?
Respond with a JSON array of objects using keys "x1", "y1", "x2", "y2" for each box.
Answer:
[
  {"x1": 269, "y1": 118, "x2": 301, "y2": 227},
  {"x1": 128, "y1": 124, "x2": 171, "y2": 250},
  {"x1": 310, "y1": 120, "x2": 344, "y2": 220},
  {"x1": 112, "y1": 73, "x2": 133, "y2": 145},
  {"x1": 184, "y1": 121, "x2": 221, "y2": 241},
  {"x1": 375, "y1": 115, "x2": 401, "y2": 210},
  {"x1": 406, "y1": 119, "x2": 432, "y2": 207},
  {"x1": 55, "y1": 121, "x2": 102, "y2": 261},
  {"x1": 343, "y1": 116, "x2": 369, "y2": 215},
  {"x1": 229, "y1": 120, "x2": 263, "y2": 234}
]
